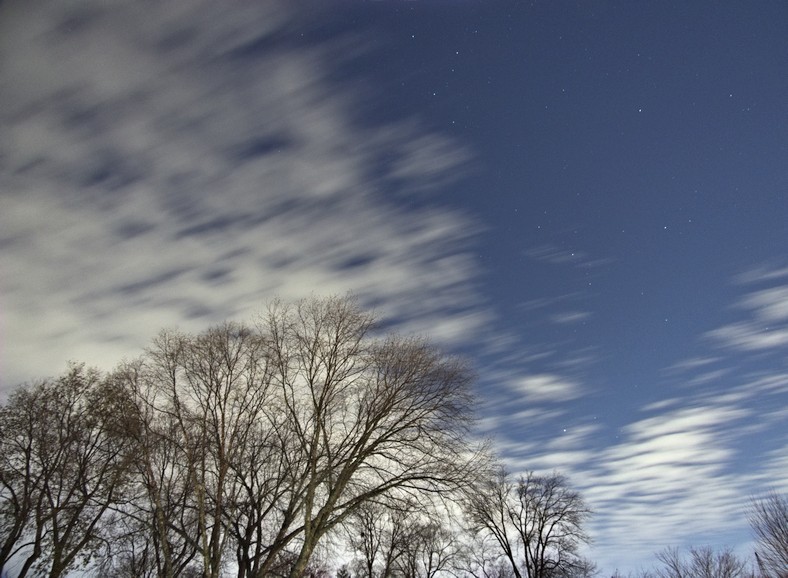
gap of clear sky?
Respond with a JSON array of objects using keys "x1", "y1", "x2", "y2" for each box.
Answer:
[{"x1": 1, "y1": 0, "x2": 786, "y2": 573}]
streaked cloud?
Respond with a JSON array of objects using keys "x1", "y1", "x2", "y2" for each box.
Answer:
[
  {"x1": 550, "y1": 310, "x2": 591, "y2": 325},
  {"x1": 508, "y1": 374, "x2": 582, "y2": 403},
  {"x1": 525, "y1": 244, "x2": 613, "y2": 269},
  {"x1": 664, "y1": 356, "x2": 722, "y2": 374},
  {"x1": 740, "y1": 286, "x2": 788, "y2": 322},
  {"x1": 708, "y1": 323, "x2": 788, "y2": 351},
  {"x1": 735, "y1": 264, "x2": 788, "y2": 284},
  {"x1": 0, "y1": 0, "x2": 484, "y2": 387},
  {"x1": 493, "y1": 266, "x2": 788, "y2": 571},
  {"x1": 706, "y1": 275, "x2": 788, "y2": 352},
  {"x1": 576, "y1": 400, "x2": 756, "y2": 570}
]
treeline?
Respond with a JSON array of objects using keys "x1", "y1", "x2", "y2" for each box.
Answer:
[{"x1": 0, "y1": 296, "x2": 785, "y2": 578}]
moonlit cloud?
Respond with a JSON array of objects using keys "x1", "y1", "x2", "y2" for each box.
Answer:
[
  {"x1": 490, "y1": 265, "x2": 788, "y2": 571},
  {"x1": 707, "y1": 322, "x2": 788, "y2": 351},
  {"x1": 596, "y1": 411, "x2": 747, "y2": 522},
  {"x1": 741, "y1": 286, "x2": 788, "y2": 321},
  {"x1": 0, "y1": 0, "x2": 484, "y2": 387},
  {"x1": 735, "y1": 264, "x2": 788, "y2": 284},
  {"x1": 664, "y1": 356, "x2": 722, "y2": 373},
  {"x1": 706, "y1": 275, "x2": 788, "y2": 352},
  {"x1": 550, "y1": 311, "x2": 591, "y2": 324},
  {"x1": 556, "y1": 400, "x2": 759, "y2": 570},
  {"x1": 525, "y1": 244, "x2": 613, "y2": 269},
  {"x1": 509, "y1": 374, "x2": 582, "y2": 403},
  {"x1": 757, "y1": 444, "x2": 788, "y2": 494}
]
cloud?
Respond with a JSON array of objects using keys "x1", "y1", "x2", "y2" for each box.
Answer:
[
  {"x1": 664, "y1": 356, "x2": 721, "y2": 374},
  {"x1": 0, "y1": 0, "x2": 484, "y2": 387},
  {"x1": 740, "y1": 286, "x2": 788, "y2": 322},
  {"x1": 524, "y1": 244, "x2": 612, "y2": 269},
  {"x1": 508, "y1": 374, "x2": 582, "y2": 403},
  {"x1": 501, "y1": 399, "x2": 752, "y2": 512},
  {"x1": 734, "y1": 264, "x2": 788, "y2": 284},
  {"x1": 525, "y1": 245, "x2": 584, "y2": 265},
  {"x1": 550, "y1": 311, "x2": 591, "y2": 324},
  {"x1": 493, "y1": 261, "x2": 788, "y2": 571},
  {"x1": 383, "y1": 255, "x2": 788, "y2": 574},
  {"x1": 577, "y1": 401, "x2": 757, "y2": 570},
  {"x1": 705, "y1": 275, "x2": 788, "y2": 352},
  {"x1": 755, "y1": 444, "x2": 788, "y2": 494}
]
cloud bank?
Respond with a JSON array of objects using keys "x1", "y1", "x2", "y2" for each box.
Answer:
[
  {"x1": 475, "y1": 260, "x2": 788, "y2": 571},
  {"x1": 0, "y1": 0, "x2": 483, "y2": 387}
]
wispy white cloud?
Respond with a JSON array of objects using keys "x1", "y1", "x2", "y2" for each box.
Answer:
[
  {"x1": 550, "y1": 310, "x2": 591, "y2": 325},
  {"x1": 0, "y1": 0, "x2": 484, "y2": 387},
  {"x1": 740, "y1": 286, "x2": 788, "y2": 322},
  {"x1": 508, "y1": 373, "x2": 583, "y2": 403},
  {"x1": 524, "y1": 244, "x2": 613, "y2": 269},
  {"x1": 734, "y1": 264, "x2": 788, "y2": 284},
  {"x1": 579, "y1": 401, "x2": 756, "y2": 570},
  {"x1": 707, "y1": 323, "x2": 788, "y2": 351},
  {"x1": 754, "y1": 444, "x2": 788, "y2": 494},
  {"x1": 456, "y1": 263, "x2": 787, "y2": 572},
  {"x1": 706, "y1": 272, "x2": 788, "y2": 352},
  {"x1": 664, "y1": 356, "x2": 722, "y2": 374},
  {"x1": 579, "y1": 265, "x2": 788, "y2": 570}
]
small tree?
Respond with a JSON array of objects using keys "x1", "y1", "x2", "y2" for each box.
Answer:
[
  {"x1": 464, "y1": 468, "x2": 593, "y2": 578},
  {"x1": 345, "y1": 499, "x2": 463, "y2": 578},
  {"x1": 398, "y1": 519, "x2": 462, "y2": 578},
  {"x1": 457, "y1": 532, "x2": 517, "y2": 578},
  {"x1": 653, "y1": 546, "x2": 749, "y2": 578},
  {"x1": 346, "y1": 501, "x2": 409, "y2": 578},
  {"x1": 0, "y1": 365, "x2": 133, "y2": 578},
  {"x1": 749, "y1": 492, "x2": 788, "y2": 578}
]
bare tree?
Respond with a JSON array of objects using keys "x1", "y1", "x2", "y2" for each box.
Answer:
[
  {"x1": 653, "y1": 546, "x2": 750, "y2": 578},
  {"x1": 346, "y1": 498, "x2": 465, "y2": 578},
  {"x1": 397, "y1": 519, "x2": 462, "y2": 578},
  {"x1": 0, "y1": 365, "x2": 132, "y2": 578},
  {"x1": 457, "y1": 532, "x2": 517, "y2": 578},
  {"x1": 254, "y1": 296, "x2": 487, "y2": 578},
  {"x1": 94, "y1": 295, "x2": 486, "y2": 578},
  {"x1": 464, "y1": 468, "x2": 593, "y2": 578},
  {"x1": 114, "y1": 321, "x2": 277, "y2": 578},
  {"x1": 749, "y1": 492, "x2": 788, "y2": 578},
  {"x1": 99, "y1": 360, "x2": 203, "y2": 578},
  {"x1": 346, "y1": 501, "x2": 408, "y2": 578}
]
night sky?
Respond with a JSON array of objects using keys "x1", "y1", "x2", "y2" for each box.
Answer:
[{"x1": 1, "y1": 1, "x2": 787, "y2": 573}]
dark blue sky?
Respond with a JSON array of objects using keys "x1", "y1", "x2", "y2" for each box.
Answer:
[{"x1": 1, "y1": 0, "x2": 786, "y2": 573}]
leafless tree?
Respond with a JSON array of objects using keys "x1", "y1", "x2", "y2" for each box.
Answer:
[
  {"x1": 253, "y1": 296, "x2": 487, "y2": 578},
  {"x1": 457, "y1": 532, "x2": 517, "y2": 578},
  {"x1": 99, "y1": 359, "x2": 204, "y2": 578},
  {"x1": 0, "y1": 365, "x2": 133, "y2": 578},
  {"x1": 398, "y1": 519, "x2": 463, "y2": 578},
  {"x1": 609, "y1": 571, "x2": 656, "y2": 578},
  {"x1": 652, "y1": 546, "x2": 750, "y2": 578},
  {"x1": 95, "y1": 295, "x2": 486, "y2": 578},
  {"x1": 749, "y1": 492, "x2": 788, "y2": 578},
  {"x1": 114, "y1": 321, "x2": 277, "y2": 578},
  {"x1": 346, "y1": 501, "x2": 409, "y2": 578},
  {"x1": 464, "y1": 468, "x2": 593, "y2": 578},
  {"x1": 346, "y1": 498, "x2": 466, "y2": 578},
  {"x1": 562, "y1": 558, "x2": 598, "y2": 578}
]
